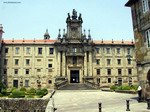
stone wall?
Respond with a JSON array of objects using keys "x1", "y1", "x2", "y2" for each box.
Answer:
[{"x1": 0, "y1": 98, "x2": 49, "y2": 112}]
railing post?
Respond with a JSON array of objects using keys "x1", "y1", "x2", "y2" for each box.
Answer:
[
  {"x1": 147, "y1": 98, "x2": 150, "y2": 109},
  {"x1": 98, "y1": 102, "x2": 102, "y2": 112},
  {"x1": 126, "y1": 100, "x2": 130, "y2": 111}
]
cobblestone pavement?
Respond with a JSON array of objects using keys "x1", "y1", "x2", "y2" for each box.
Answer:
[{"x1": 52, "y1": 90, "x2": 150, "y2": 112}]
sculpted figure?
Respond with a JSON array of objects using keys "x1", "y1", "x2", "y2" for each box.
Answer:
[{"x1": 72, "y1": 9, "x2": 77, "y2": 16}]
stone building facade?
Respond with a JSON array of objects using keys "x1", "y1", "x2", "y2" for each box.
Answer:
[
  {"x1": 125, "y1": 0, "x2": 150, "y2": 99},
  {"x1": 0, "y1": 9, "x2": 137, "y2": 89}
]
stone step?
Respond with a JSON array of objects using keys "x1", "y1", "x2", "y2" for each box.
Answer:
[{"x1": 58, "y1": 83, "x2": 96, "y2": 90}]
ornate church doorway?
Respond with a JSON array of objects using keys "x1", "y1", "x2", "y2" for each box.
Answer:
[{"x1": 70, "y1": 70, "x2": 79, "y2": 83}]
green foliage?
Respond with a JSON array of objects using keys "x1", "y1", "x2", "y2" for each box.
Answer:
[
  {"x1": 27, "y1": 88, "x2": 36, "y2": 95},
  {"x1": 0, "y1": 82, "x2": 6, "y2": 89},
  {"x1": 26, "y1": 95, "x2": 34, "y2": 98},
  {"x1": 110, "y1": 85, "x2": 137, "y2": 91},
  {"x1": 8, "y1": 94, "x2": 13, "y2": 98},
  {"x1": 36, "y1": 89, "x2": 43, "y2": 96},
  {"x1": 12, "y1": 89, "x2": 25, "y2": 98},
  {"x1": 34, "y1": 95, "x2": 42, "y2": 98},
  {"x1": 0, "y1": 87, "x2": 48, "y2": 98},
  {"x1": 36, "y1": 88, "x2": 48, "y2": 97},
  {"x1": 110, "y1": 85, "x2": 118, "y2": 91},
  {"x1": 20, "y1": 87, "x2": 26, "y2": 92},
  {"x1": 41, "y1": 88, "x2": 48, "y2": 95},
  {"x1": 131, "y1": 85, "x2": 138, "y2": 90},
  {"x1": 0, "y1": 93, "x2": 3, "y2": 97},
  {"x1": 1, "y1": 89, "x2": 7, "y2": 94},
  {"x1": 118, "y1": 85, "x2": 131, "y2": 90},
  {"x1": 6, "y1": 88, "x2": 12, "y2": 93},
  {"x1": 11, "y1": 87, "x2": 17, "y2": 92},
  {"x1": 1, "y1": 89, "x2": 10, "y2": 96}
]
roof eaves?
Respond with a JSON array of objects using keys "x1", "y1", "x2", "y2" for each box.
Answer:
[{"x1": 125, "y1": 0, "x2": 138, "y2": 7}]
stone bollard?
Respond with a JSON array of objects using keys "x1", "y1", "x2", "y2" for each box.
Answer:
[
  {"x1": 98, "y1": 102, "x2": 102, "y2": 112},
  {"x1": 147, "y1": 98, "x2": 150, "y2": 109},
  {"x1": 126, "y1": 100, "x2": 130, "y2": 111}
]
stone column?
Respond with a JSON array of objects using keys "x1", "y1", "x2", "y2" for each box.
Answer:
[
  {"x1": 84, "y1": 52, "x2": 87, "y2": 76},
  {"x1": 62, "y1": 51, "x2": 66, "y2": 77},
  {"x1": 89, "y1": 51, "x2": 92, "y2": 76},
  {"x1": 57, "y1": 51, "x2": 61, "y2": 76}
]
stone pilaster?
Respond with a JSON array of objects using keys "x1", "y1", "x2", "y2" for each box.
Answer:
[
  {"x1": 62, "y1": 52, "x2": 66, "y2": 76},
  {"x1": 57, "y1": 51, "x2": 61, "y2": 76},
  {"x1": 89, "y1": 52, "x2": 92, "y2": 76},
  {"x1": 84, "y1": 52, "x2": 87, "y2": 76}
]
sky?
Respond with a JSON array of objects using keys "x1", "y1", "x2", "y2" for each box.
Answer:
[{"x1": 0, "y1": 0, "x2": 133, "y2": 41}]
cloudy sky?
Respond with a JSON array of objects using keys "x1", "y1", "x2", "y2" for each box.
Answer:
[{"x1": 0, "y1": 0, "x2": 133, "y2": 41}]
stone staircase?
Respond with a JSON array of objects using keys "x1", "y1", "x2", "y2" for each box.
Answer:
[{"x1": 58, "y1": 83, "x2": 96, "y2": 90}]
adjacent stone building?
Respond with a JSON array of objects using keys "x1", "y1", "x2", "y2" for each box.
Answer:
[
  {"x1": 0, "y1": 9, "x2": 137, "y2": 89},
  {"x1": 125, "y1": 0, "x2": 150, "y2": 99}
]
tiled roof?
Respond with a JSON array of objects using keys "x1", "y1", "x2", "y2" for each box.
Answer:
[
  {"x1": 1, "y1": 39, "x2": 134, "y2": 45},
  {"x1": 2, "y1": 39, "x2": 56, "y2": 44},
  {"x1": 93, "y1": 40, "x2": 134, "y2": 45}
]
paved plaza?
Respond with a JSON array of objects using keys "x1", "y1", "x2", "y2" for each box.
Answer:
[{"x1": 52, "y1": 90, "x2": 150, "y2": 112}]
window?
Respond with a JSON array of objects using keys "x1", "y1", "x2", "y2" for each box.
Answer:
[
  {"x1": 5, "y1": 48, "x2": 9, "y2": 53},
  {"x1": 26, "y1": 47, "x2": 30, "y2": 54},
  {"x1": 117, "y1": 59, "x2": 121, "y2": 65},
  {"x1": 106, "y1": 48, "x2": 110, "y2": 54},
  {"x1": 72, "y1": 47, "x2": 77, "y2": 53},
  {"x1": 127, "y1": 48, "x2": 131, "y2": 54},
  {"x1": 38, "y1": 48, "x2": 42, "y2": 54},
  {"x1": 37, "y1": 59, "x2": 41, "y2": 62},
  {"x1": 15, "y1": 59, "x2": 19, "y2": 65},
  {"x1": 107, "y1": 59, "x2": 111, "y2": 65},
  {"x1": 97, "y1": 69, "x2": 100, "y2": 75},
  {"x1": 72, "y1": 56, "x2": 77, "y2": 64},
  {"x1": 128, "y1": 69, "x2": 132, "y2": 75},
  {"x1": 48, "y1": 80, "x2": 52, "y2": 84},
  {"x1": 108, "y1": 78, "x2": 111, "y2": 83},
  {"x1": 118, "y1": 69, "x2": 122, "y2": 75},
  {"x1": 26, "y1": 59, "x2": 30, "y2": 65},
  {"x1": 15, "y1": 47, "x2": 19, "y2": 54},
  {"x1": 25, "y1": 80, "x2": 29, "y2": 87},
  {"x1": 128, "y1": 59, "x2": 131, "y2": 65},
  {"x1": 48, "y1": 59, "x2": 53, "y2": 61},
  {"x1": 116, "y1": 48, "x2": 120, "y2": 54},
  {"x1": 4, "y1": 69, "x2": 7, "y2": 74},
  {"x1": 4, "y1": 59, "x2": 8, "y2": 65},
  {"x1": 37, "y1": 69, "x2": 41, "y2": 72},
  {"x1": 14, "y1": 69, "x2": 18, "y2": 74},
  {"x1": 25, "y1": 69, "x2": 29, "y2": 74},
  {"x1": 95, "y1": 48, "x2": 99, "y2": 53},
  {"x1": 107, "y1": 69, "x2": 111, "y2": 75},
  {"x1": 48, "y1": 64, "x2": 52, "y2": 68},
  {"x1": 96, "y1": 59, "x2": 100, "y2": 65},
  {"x1": 142, "y1": 0, "x2": 149, "y2": 13},
  {"x1": 145, "y1": 29, "x2": 150, "y2": 47},
  {"x1": 49, "y1": 48, "x2": 54, "y2": 54}
]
